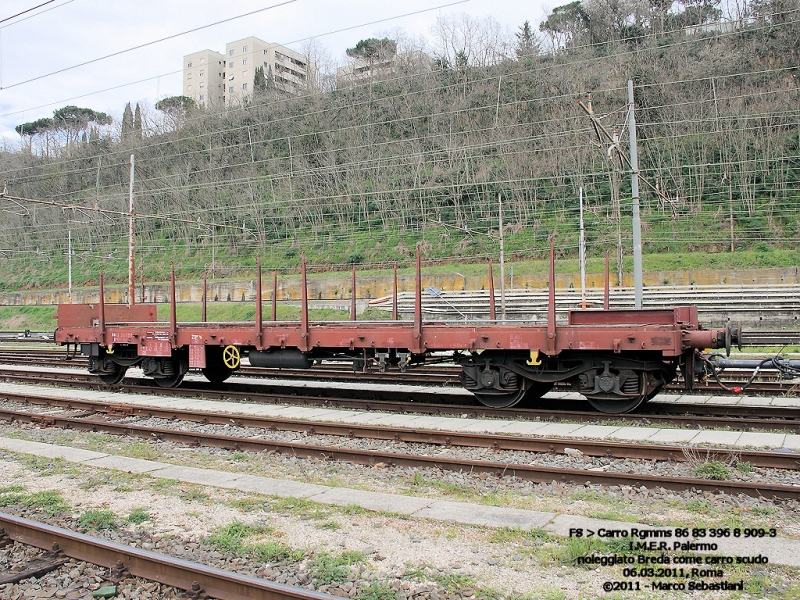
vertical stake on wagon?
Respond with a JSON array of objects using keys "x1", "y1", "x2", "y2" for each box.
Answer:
[
  {"x1": 392, "y1": 264, "x2": 398, "y2": 321},
  {"x1": 413, "y1": 248, "x2": 422, "y2": 352},
  {"x1": 300, "y1": 252, "x2": 309, "y2": 351},
  {"x1": 201, "y1": 271, "x2": 207, "y2": 323},
  {"x1": 604, "y1": 251, "x2": 610, "y2": 310},
  {"x1": 271, "y1": 271, "x2": 278, "y2": 322},
  {"x1": 350, "y1": 265, "x2": 357, "y2": 321},
  {"x1": 488, "y1": 259, "x2": 496, "y2": 321},
  {"x1": 98, "y1": 269, "x2": 106, "y2": 347},
  {"x1": 169, "y1": 265, "x2": 177, "y2": 348},
  {"x1": 548, "y1": 241, "x2": 556, "y2": 353},
  {"x1": 255, "y1": 257, "x2": 263, "y2": 349}
]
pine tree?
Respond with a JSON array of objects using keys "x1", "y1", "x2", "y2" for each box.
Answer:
[{"x1": 515, "y1": 21, "x2": 537, "y2": 59}]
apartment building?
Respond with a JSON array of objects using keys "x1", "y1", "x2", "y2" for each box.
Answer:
[
  {"x1": 184, "y1": 37, "x2": 312, "y2": 108},
  {"x1": 183, "y1": 49, "x2": 226, "y2": 108},
  {"x1": 336, "y1": 51, "x2": 433, "y2": 85}
]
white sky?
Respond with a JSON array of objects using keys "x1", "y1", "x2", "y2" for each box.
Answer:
[{"x1": 0, "y1": 0, "x2": 548, "y2": 143}]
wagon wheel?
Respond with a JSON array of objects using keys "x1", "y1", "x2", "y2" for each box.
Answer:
[
  {"x1": 519, "y1": 382, "x2": 555, "y2": 407},
  {"x1": 202, "y1": 346, "x2": 235, "y2": 384},
  {"x1": 98, "y1": 365, "x2": 127, "y2": 385},
  {"x1": 472, "y1": 386, "x2": 528, "y2": 408},
  {"x1": 586, "y1": 395, "x2": 649, "y2": 414},
  {"x1": 154, "y1": 356, "x2": 188, "y2": 388},
  {"x1": 154, "y1": 371, "x2": 186, "y2": 388},
  {"x1": 585, "y1": 372, "x2": 652, "y2": 414}
]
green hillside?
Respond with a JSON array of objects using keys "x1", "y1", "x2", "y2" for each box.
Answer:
[{"x1": 1, "y1": 6, "x2": 798, "y2": 291}]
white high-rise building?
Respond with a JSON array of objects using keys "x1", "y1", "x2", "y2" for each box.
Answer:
[
  {"x1": 184, "y1": 37, "x2": 313, "y2": 108},
  {"x1": 183, "y1": 50, "x2": 226, "y2": 108}
]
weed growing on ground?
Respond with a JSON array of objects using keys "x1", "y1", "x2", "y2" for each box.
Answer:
[
  {"x1": 127, "y1": 507, "x2": 151, "y2": 524},
  {"x1": 0, "y1": 489, "x2": 70, "y2": 516},
  {"x1": 308, "y1": 551, "x2": 365, "y2": 585},
  {"x1": 353, "y1": 581, "x2": 396, "y2": 600},
  {"x1": 228, "y1": 496, "x2": 267, "y2": 512},
  {"x1": 205, "y1": 521, "x2": 302, "y2": 563},
  {"x1": 692, "y1": 461, "x2": 733, "y2": 480},
  {"x1": 78, "y1": 508, "x2": 118, "y2": 530}
]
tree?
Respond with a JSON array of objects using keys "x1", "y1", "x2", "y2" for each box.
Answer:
[
  {"x1": 253, "y1": 66, "x2": 268, "y2": 94},
  {"x1": 676, "y1": 0, "x2": 721, "y2": 26},
  {"x1": 345, "y1": 37, "x2": 397, "y2": 63},
  {"x1": 51, "y1": 105, "x2": 112, "y2": 147},
  {"x1": 539, "y1": 1, "x2": 591, "y2": 49},
  {"x1": 515, "y1": 21, "x2": 539, "y2": 59},
  {"x1": 122, "y1": 102, "x2": 134, "y2": 137},
  {"x1": 134, "y1": 103, "x2": 143, "y2": 139},
  {"x1": 432, "y1": 14, "x2": 511, "y2": 67},
  {"x1": 155, "y1": 96, "x2": 196, "y2": 131},
  {"x1": 15, "y1": 117, "x2": 54, "y2": 153}
]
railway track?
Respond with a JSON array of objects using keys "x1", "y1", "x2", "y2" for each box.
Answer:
[
  {"x1": 0, "y1": 348, "x2": 798, "y2": 396},
  {"x1": 2, "y1": 367, "x2": 800, "y2": 433},
  {"x1": 1, "y1": 392, "x2": 798, "y2": 500},
  {"x1": 0, "y1": 512, "x2": 335, "y2": 600}
]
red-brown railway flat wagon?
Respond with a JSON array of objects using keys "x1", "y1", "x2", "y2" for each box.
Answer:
[{"x1": 55, "y1": 250, "x2": 740, "y2": 414}]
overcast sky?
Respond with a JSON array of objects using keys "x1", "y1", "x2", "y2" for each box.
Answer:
[{"x1": 0, "y1": 0, "x2": 548, "y2": 144}]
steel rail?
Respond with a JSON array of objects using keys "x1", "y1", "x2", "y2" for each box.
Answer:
[
  {"x1": 1, "y1": 369, "x2": 800, "y2": 432},
  {"x1": 1, "y1": 391, "x2": 799, "y2": 470},
  {"x1": 1, "y1": 408, "x2": 798, "y2": 500},
  {"x1": 1, "y1": 352, "x2": 799, "y2": 394},
  {"x1": 0, "y1": 512, "x2": 336, "y2": 600}
]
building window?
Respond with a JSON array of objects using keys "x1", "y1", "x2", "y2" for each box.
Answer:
[
  {"x1": 228, "y1": 61, "x2": 234, "y2": 68},
  {"x1": 187, "y1": 61, "x2": 192, "y2": 68},
  {"x1": 243, "y1": 45, "x2": 248, "y2": 52},
  {"x1": 229, "y1": 86, "x2": 234, "y2": 93},
  {"x1": 200, "y1": 57, "x2": 205, "y2": 64},
  {"x1": 229, "y1": 49, "x2": 234, "y2": 56},
  {"x1": 199, "y1": 94, "x2": 204, "y2": 101},
  {"x1": 242, "y1": 70, "x2": 248, "y2": 78},
  {"x1": 242, "y1": 58, "x2": 248, "y2": 65},
  {"x1": 188, "y1": 84, "x2": 193, "y2": 91},
  {"x1": 199, "y1": 70, "x2": 204, "y2": 77},
  {"x1": 187, "y1": 73, "x2": 192, "y2": 79},
  {"x1": 200, "y1": 82, "x2": 205, "y2": 88}
]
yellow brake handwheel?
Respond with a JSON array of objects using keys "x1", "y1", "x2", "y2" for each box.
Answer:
[{"x1": 222, "y1": 345, "x2": 240, "y2": 369}]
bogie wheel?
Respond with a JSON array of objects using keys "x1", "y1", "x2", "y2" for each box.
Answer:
[
  {"x1": 202, "y1": 346, "x2": 235, "y2": 384},
  {"x1": 154, "y1": 371, "x2": 186, "y2": 388},
  {"x1": 222, "y1": 345, "x2": 241, "y2": 369},
  {"x1": 98, "y1": 365, "x2": 127, "y2": 385},
  {"x1": 473, "y1": 386, "x2": 528, "y2": 409},
  {"x1": 202, "y1": 365, "x2": 233, "y2": 384},
  {"x1": 519, "y1": 382, "x2": 555, "y2": 407},
  {"x1": 154, "y1": 357, "x2": 188, "y2": 388},
  {"x1": 586, "y1": 395, "x2": 648, "y2": 414}
]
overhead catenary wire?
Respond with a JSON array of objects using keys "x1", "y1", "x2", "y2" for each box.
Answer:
[{"x1": 1, "y1": 12, "x2": 798, "y2": 272}]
